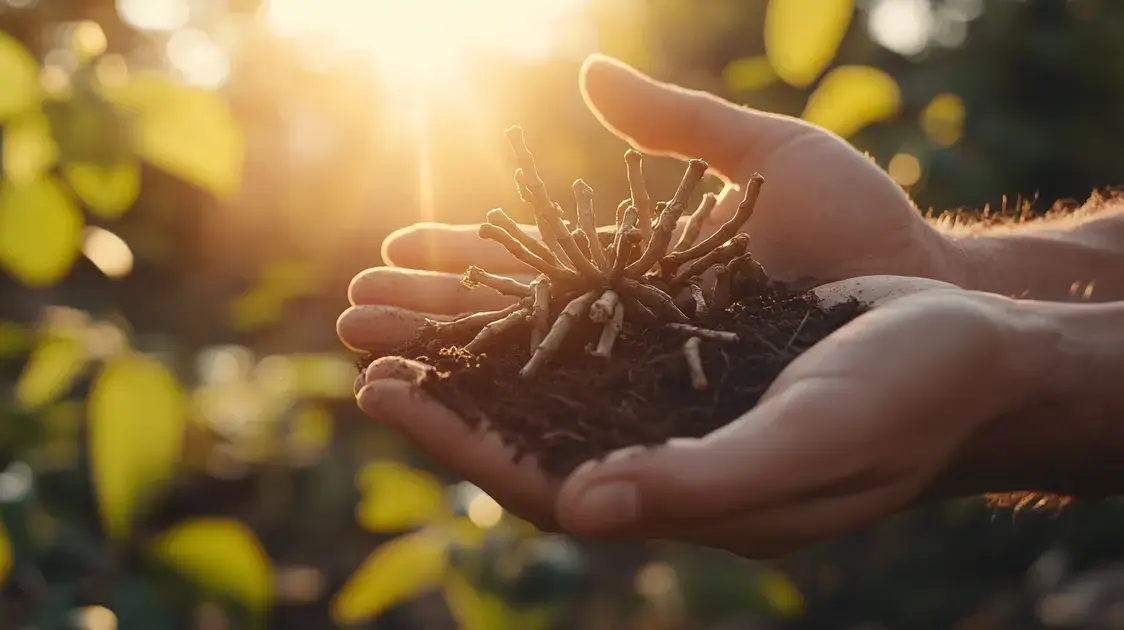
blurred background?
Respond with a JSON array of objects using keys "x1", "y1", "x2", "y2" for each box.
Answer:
[{"x1": 1, "y1": 0, "x2": 1124, "y2": 628}]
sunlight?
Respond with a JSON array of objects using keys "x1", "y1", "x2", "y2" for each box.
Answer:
[{"x1": 267, "y1": 0, "x2": 589, "y2": 88}]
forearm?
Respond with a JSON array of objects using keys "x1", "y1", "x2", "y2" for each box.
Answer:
[{"x1": 938, "y1": 202, "x2": 1124, "y2": 302}]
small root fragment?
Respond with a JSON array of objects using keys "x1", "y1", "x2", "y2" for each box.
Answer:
[
  {"x1": 423, "y1": 302, "x2": 525, "y2": 338},
  {"x1": 729, "y1": 252, "x2": 770, "y2": 286},
  {"x1": 683, "y1": 337, "x2": 708, "y2": 390},
  {"x1": 624, "y1": 150, "x2": 653, "y2": 241},
  {"x1": 464, "y1": 308, "x2": 529, "y2": 354},
  {"x1": 478, "y1": 223, "x2": 580, "y2": 285},
  {"x1": 626, "y1": 158, "x2": 708, "y2": 276},
  {"x1": 462, "y1": 265, "x2": 532, "y2": 297},
  {"x1": 520, "y1": 291, "x2": 600, "y2": 378},
  {"x1": 620, "y1": 277, "x2": 690, "y2": 324},
  {"x1": 589, "y1": 289, "x2": 621, "y2": 324},
  {"x1": 672, "y1": 192, "x2": 718, "y2": 253},
  {"x1": 687, "y1": 277, "x2": 708, "y2": 317},
  {"x1": 486, "y1": 208, "x2": 563, "y2": 269},
  {"x1": 666, "y1": 323, "x2": 740, "y2": 343},
  {"x1": 529, "y1": 277, "x2": 552, "y2": 350},
  {"x1": 669, "y1": 233, "x2": 749, "y2": 287},
  {"x1": 662, "y1": 173, "x2": 763, "y2": 272},
  {"x1": 574, "y1": 179, "x2": 609, "y2": 270},
  {"x1": 506, "y1": 126, "x2": 573, "y2": 268},
  {"x1": 710, "y1": 264, "x2": 731, "y2": 312},
  {"x1": 590, "y1": 302, "x2": 625, "y2": 359}
]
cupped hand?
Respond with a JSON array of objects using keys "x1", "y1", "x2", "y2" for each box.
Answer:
[{"x1": 352, "y1": 276, "x2": 1062, "y2": 557}]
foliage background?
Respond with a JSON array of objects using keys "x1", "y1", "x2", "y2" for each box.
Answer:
[{"x1": 1, "y1": 0, "x2": 1123, "y2": 629}]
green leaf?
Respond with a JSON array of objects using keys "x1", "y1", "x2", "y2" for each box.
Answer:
[
  {"x1": 62, "y1": 161, "x2": 141, "y2": 219},
  {"x1": 89, "y1": 352, "x2": 187, "y2": 540},
  {"x1": 356, "y1": 460, "x2": 447, "y2": 532},
  {"x1": 106, "y1": 74, "x2": 243, "y2": 196},
  {"x1": 15, "y1": 334, "x2": 88, "y2": 410},
  {"x1": 151, "y1": 517, "x2": 271, "y2": 616},
  {"x1": 0, "y1": 176, "x2": 84, "y2": 287},
  {"x1": 331, "y1": 530, "x2": 447, "y2": 625},
  {"x1": 3, "y1": 112, "x2": 59, "y2": 184},
  {"x1": 0, "y1": 519, "x2": 11, "y2": 586},
  {"x1": 801, "y1": 65, "x2": 901, "y2": 138},
  {"x1": 765, "y1": 0, "x2": 854, "y2": 88},
  {"x1": 0, "y1": 32, "x2": 41, "y2": 121}
]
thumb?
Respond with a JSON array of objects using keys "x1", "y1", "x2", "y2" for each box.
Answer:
[{"x1": 579, "y1": 54, "x2": 804, "y2": 179}]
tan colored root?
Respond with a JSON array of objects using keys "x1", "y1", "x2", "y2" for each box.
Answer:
[
  {"x1": 683, "y1": 337, "x2": 708, "y2": 390},
  {"x1": 590, "y1": 302, "x2": 625, "y2": 359},
  {"x1": 667, "y1": 323, "x2": 739, "y2": 343},
  {"x1": 520, "y1": 291, "x2": 599, "y2": 378},
  {"x1": 529, "y1": 277, "x2": 552, "y2": 350},
  {"x1": 462, "y1": 265, "x2": 531, "y2": 297},
  {"x1": 672, "y1": 192, "x2": 718, "y2": 254},
  {"x1": 465, "y1": 308, "x2": 529, "y2": 353},
  {"x1": 615, "y1": 199, "x2": 631, "y2": 228},
  {"x1": 611, "y1": 227, "x2": 641, "y2": 282},
  {"x1": 710, "y1": 264, "x2": 731, "y2": 312},
  {"x1": 609, "y1": 205, "x2": 638, "y2": 266},
  {"x1": 478, "y1": 223, "x2": 580, "y2": 285},
  {"x1": 589, "y1": 289, "x2": 621, "y2": 323},
  {"x1": 670, "y1": 233, "x2": 749, "y2": 287},
  {"x1": 486, "y1": 208, "x2": 563, "y2": 269},
  {"x1": 662, "y1": 174, "x2": 763, "y2": 271},
  {"x1": 626, "y1": 159, "x2": 709, "y2": 277},
  {"x1": 729, "y1": 252, "x2": 769, "y2": 285},
  {"x1": 506, "y1": 126, "x2": 573, "y2": 268},
  {"x1": 686, "y1": 277, "x2": 708, "y2": 316},
  {"x1": 513, "y1": 178, "x2": 604, "y2": 282},
  {"x1": 624, "y1": 150, "x2": 653, "y2": 241},
  {"x1": 423, "y1": 302, "x2": 525, "y2": 337},
  {"x1": 573, "y1": 179, "x2": 609, "y2": 270},
  {"x1": 620, "y1": 277, "x2": 690, "y2": 323},
  {"x1": 622, "y1": 296, "x2": 656, "y2": 325}
]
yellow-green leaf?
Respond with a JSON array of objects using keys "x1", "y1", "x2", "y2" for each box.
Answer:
[
  {"x1": 765, "y1": 0, "x2": 854, "y2": 88},
  {"x1": 920, "y1": 92, "x2": 966, "y2": 147},
  {"x1": 445, "y1": 571, "x2": 554, "y2": 630},
  {"x1": 3, "y1": 112, "x2": 58, "y2": 184},
  {"x1": 152, "y1": 517, "x2": 271, "y2": 614},
  {"x1": 722, "y1": 56, "x2": 779, "y2": 94},
  {"x1": 15, "y1": 334, "x2": 88, "y2": 410},
  {"x1": 0, "y1": 320, "x2": 33, "y2": 358},
  {"x1": 356, "y1": 461, "x2": 446, "y2": 532},
  {"x1": 756, "y1": 568, "x2": 804, "y2": 618},
  {"x1": 0, "y1": 519, "x2": 11, "y2": 586},
  {"x1": 801, "y1": 65, "x2": 901, "y2": 138},
  {"x1": 0, "y1": 176, "x2": 83, "y2": 287},
  {"x1": 0, "y1": 32, "x2": 41, "y2": 121},
  {"x1": 109, "y1": 74, "x2": 243, "y2": 196},
  {"x1": 332, "y1": 530, "x2": 447, "y2": 626},
  {"x1": 63, "y1": 161, "x2": 141, "y2": 219},
  {"x1": 89, "y1": 352, "x2": 187, "y2": 540}
]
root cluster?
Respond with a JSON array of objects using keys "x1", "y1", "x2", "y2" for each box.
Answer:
[{"x1": 422, "y1": 126, "x2": 770, "y2": 385}]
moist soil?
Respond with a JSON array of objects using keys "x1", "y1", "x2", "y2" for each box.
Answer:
[{"x1": 359, "y1": 284, "x2": 866, "y2": 477}]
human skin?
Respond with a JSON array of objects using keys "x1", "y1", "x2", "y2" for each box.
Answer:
[{"x1": 338, "y1": 55, "x2": 1124, "y2": 557}]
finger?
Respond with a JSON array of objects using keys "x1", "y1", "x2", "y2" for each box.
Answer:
[
  {"x1": 554, "y1": 377, "x2": 883, "y2": 536},
  {"x1": 349, "y1": 267, "x2": 523, "y2": 314},
  {"x1": 358, "y1": 361, "x2": 559, "y2": 529},
  {"x1": 579, "y1": 54, "x2": 806, "y2": 180},
  {"x1": 337, "y1": 305, "x2": 448, "y2": 352},
  {"x1": 811, "y1": 275, "x2": 962, "y2": 309},
  {"x1": 382, "y1": 222, "x2": 545, "y2": 274}
]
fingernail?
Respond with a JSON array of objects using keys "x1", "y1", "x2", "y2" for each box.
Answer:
[
  {"x1": 356, "y1": 381, "x2": 403, "y2": 427},
  {"x1": 572, "y1": 481, "x2": 639, "y2": 531}
]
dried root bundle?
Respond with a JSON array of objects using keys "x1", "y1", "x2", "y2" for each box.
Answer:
[{"x1": 423, "y1": 126, "x2": 771, "y2": 384}]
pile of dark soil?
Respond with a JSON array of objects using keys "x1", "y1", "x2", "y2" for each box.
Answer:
[{"x1": 359, "y1": 284, "x2": 866, "y2": 477}]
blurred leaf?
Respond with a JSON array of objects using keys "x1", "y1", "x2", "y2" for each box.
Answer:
[
  {"x1": 801, "y1": 65, "x2": 901, "y2": 138},
  {"x1": 0, "y1": 519, "x2": 11, "y2": 586},
  {"x1": 229, "y1": 287, "x2": 283, "y2": 332},
  {"x1": 152, "y1": 517, "x2": 271, "y2": 616},
  {"x1": 289, "y1": 404, "x2": 333, "y2": 452},
  {"x1": 356, "y1": 461, "x2": 446, "y2": 532},
  {"x1": 70, "y1": 21, "x2": 107, "y2": 63},
  {"x1": 3, "y1": 112, "x2": 59, "y2": 184},
  {"x1": 0, "y1": 176, "x2": 84, "y2": 287},
  {"x1": 756, "y1": 568, "x2": 804, "y2": 619},
  {"x1": 722, "y1": 56, "x2": 779, "y2": 93},
  {"x1": 446, "y1": 570, "x2": 554, "y2": 630},
  {"x1": 15, "y1": 334, "x2": 88, "y2": 410},
  {"x1": 105, "y1": 74, "x2": 243, "y2": 196},
  {"x1": 765, "y1": 0, "x2": 854, "y2": 88},
  {"x1": 331, "y1": 530, "x2": 447, "y2": 625},
  {"x1": 0, "y1": 32, "x2": 41, "y2": 121},
  {"x1": 920, "y1": 92, "x2": 966, "y2": 147},
  {"x1": 63, "y1": 161, "x2": 141, "y2": 219},
  {"x1": 0, "y1": 320, "x2": 33, "y2": 358},
  {"x1": 89, "y1": 352, "x2": 187, "y2": 540}
]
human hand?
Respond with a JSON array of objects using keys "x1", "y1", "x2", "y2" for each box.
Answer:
[{"x1": 351, "y1": 276, "x2": 1064, "y2": 557}]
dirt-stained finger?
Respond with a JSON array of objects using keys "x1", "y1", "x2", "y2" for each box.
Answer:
[{"x1": 336, "y1": 305, "x2": 449, "y2": 353}]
